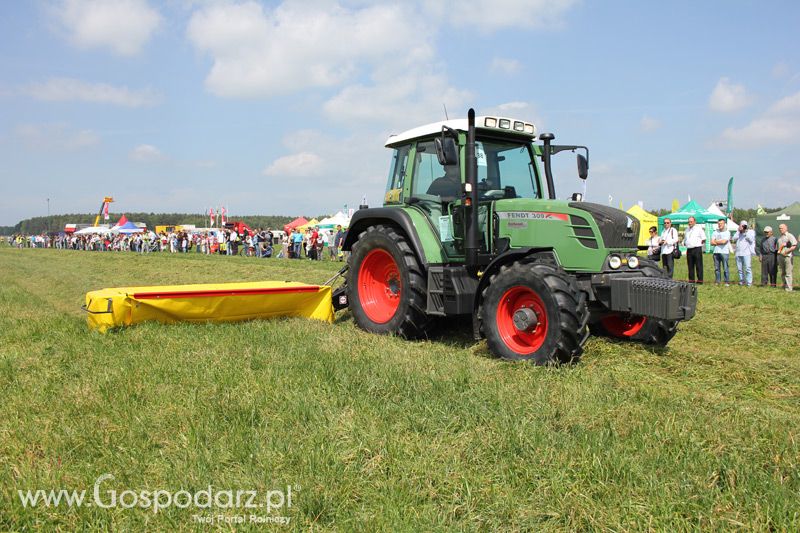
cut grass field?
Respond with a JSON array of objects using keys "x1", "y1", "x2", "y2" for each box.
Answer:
[{"x1": 1, "y1": 246, "x2": 798, "y2": 531}]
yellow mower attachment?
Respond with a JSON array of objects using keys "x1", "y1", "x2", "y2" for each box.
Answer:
[{"x1": 84, "y1": 281, "x2": 334, "y2": 333}]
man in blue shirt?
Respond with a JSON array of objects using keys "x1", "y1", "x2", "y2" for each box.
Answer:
[
  {"x1": 710, "y1": 218, "x2": 730, "y2": 285},
  {"x1": 732, "y1": 220, "x2": 755, "y2": 286},
  {"x1": 291, "y1": 229, "x2": 303, "y2": 259}
]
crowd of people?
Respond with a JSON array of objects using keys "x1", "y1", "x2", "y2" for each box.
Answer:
[
  {"x1": 646, "y1": 217, "x2": 797, "y2": 291},
  {"x1": 8, "y1": 219, "x2": 796, "y2": 289},
  {"x1": 5, "y1": 224, "x2": 349, "y2": 262}
]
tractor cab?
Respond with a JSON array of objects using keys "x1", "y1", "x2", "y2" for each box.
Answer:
[{"x1": 382, "y1": 116, "x2": 589, "y2": 266}]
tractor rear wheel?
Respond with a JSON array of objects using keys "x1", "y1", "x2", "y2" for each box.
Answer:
[
  {"x1": 346, "y1": 224, "x2": 431, "y2": 338},
  {"x1": 591, "y1": 258, "x2": 679, "y2": 346},
  {"x1": 481, "y1": 261, "x2": 589, "y2": 364}
]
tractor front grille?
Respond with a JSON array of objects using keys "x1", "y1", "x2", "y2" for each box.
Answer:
[{"x1": 571, "y1": 202, "x2": 639, "y2": 249}]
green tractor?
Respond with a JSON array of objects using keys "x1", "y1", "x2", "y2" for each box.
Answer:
[{"x1": 335, "y1": 109, "x2": 697, "y2": 364}]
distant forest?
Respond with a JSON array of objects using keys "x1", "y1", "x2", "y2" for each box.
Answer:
[
  {"x1": 1, "y1": 213, "x2": 322, "y2": 235},
  {"x1": 0, "y1": 206, "x2": 786, "y2": 235}
]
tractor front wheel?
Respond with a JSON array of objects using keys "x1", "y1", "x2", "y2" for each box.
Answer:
[
  {"x1": 346, "y1": 224, "x2": 431, "y2": 338},
  {"x1": 481, "y1": 261, "x2": 588, "y2": 364}
]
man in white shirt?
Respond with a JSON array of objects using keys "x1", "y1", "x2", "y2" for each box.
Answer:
[
  {"x1": 731, "y1": 220, "x2": 755, "y2": 287},
  {"x1": 777, "y1": 223, "x2": 798, "y2": 291},
  {"x1": 710, "y1": 218, "x2": 730, "y2": 285},
  {"x1": 683, "y1": 216, "x2": 706, "y2": 283},
  {"x1": 658, "y1": 218, "x2": 679, "y2": 278}
]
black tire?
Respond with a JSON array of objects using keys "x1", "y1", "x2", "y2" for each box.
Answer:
[
  {"x1": 591, "y1": 258, "x2": 679, "y2": 346},
  {"x1": 346, "y1": 224, "x2": 431, "y2": 338},
  {"x1": 481, "y1": 261, "x2": 589, "y2": 364}
]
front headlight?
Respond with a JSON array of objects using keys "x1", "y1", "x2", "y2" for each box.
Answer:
[
  {"x1": 627, "y1": 255, "x2": 639, "y2": 268},
  {"x1": 608, "y1": 255, "x2": 622, "y2": 269}
]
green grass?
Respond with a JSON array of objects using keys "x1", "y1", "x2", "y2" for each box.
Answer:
[{"x1": 0, "y1": 247, "x2": 798, "y2": 531}]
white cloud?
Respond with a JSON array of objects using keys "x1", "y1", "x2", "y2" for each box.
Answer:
[
  {"x1": 640, "y1": 115, "x2": 662, "y2": 132},
  {"x1": 50, "y1": 0, "x2": 162, "y2": 56},
  {"x1": 492, "y1": 101, "x2": 531, "y2": 113},
  {"x1": 490, "y1": 57, "x2": 521, "y2": 75},
  {"x1": 14, "y1": 123, "x2": 99, "y2": 150},
  {"x1": 772, "y1": 62, "x2": 790, "y2": 79},
  {"x1": 24, "y1": 78, "x2": 160, "y2": 107},
  {"x1": 426, "y1": 0, "x2": 578, "y2": 31},
  {"x1": 323, "y1": 73, "x2": 471, "y2": 129},
  {"x1": 187, "y1": 1, "x2": 421, "y2": 98},
  {"x1": 130, "y1": 144, "x2": 164, "y2": 162},
  {"x1": 259, "y1": 129, "x2": 389, "y2": 213},
  {"x1": 708, "y1": 77, "x2": 751, "y2": 112},
  {"x1": 263, "y1": 152, "x2": 323, "y2": 177},
  {"x1": 769, "y1": 91, "x2": 800, "y2": 113},
  {"x1": 717, "y1": 90, "x2": 800, "y2": 146},
  {"x1": 720, "y1": 117, "x2": 800, "y2": 145},
  {"x1": 322, "y1": 35, "x2": 472, "y2": 129}
]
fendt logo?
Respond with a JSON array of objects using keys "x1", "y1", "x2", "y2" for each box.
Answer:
[{"x1": 498, "y1": 212, "x2": 569, "y2": 221}]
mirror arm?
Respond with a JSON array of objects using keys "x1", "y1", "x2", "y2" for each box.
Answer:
[{"x1": 550, "y1": 145, "x2": 589, "y2": 166}]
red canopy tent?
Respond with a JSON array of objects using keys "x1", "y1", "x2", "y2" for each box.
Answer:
[
  {"x1": 283, "y1": 217, "x2": 309, "y2": 233},
  {"x1": 115, "y1": 214, "x2": 129, "y2": 226}
]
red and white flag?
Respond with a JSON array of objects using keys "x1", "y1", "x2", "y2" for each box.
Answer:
[
  {"x1": 103, "y1": 201, "x2": 109, "y2": 220},
  {"x1": 209, "y1": 207, "x2": 214, "y2": 227},
  {"x1": 221, "y1": 206, "x2": 226, "y2": 226}
]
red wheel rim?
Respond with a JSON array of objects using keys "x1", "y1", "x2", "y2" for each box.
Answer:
[
  {"x1": 496, "y1": 286, "x2": 548, "y2": 355},
  {"x1": 358, "y1": 249, "x2": 402, "y2": 324},
  {"x1": 601, "y1": 314, "x2": 647, "y2": 337}
]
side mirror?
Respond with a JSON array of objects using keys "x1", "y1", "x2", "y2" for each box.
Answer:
[
  {"x1": 435, "y1": 136, "x2": 459, "y2": 166},
  {"x1": 577, "y1": 153, "x2": 588, "y2": 180}
]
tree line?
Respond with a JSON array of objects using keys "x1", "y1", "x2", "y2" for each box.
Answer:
[{"x1": 1, "y1": 206, "x2": 788, "y2": 236}]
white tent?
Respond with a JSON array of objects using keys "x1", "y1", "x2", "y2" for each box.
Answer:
[
  {"x1": 706, "y1": 203, "x2": 738, "y2": 231},
  {"x1": 75, "y1": 225, "x2": 113, "y2": 235},
  {"x1": 318, "y1": 211, "x2": 351, "y2": 229}
]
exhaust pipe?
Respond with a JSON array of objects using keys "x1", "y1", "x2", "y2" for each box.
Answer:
[
  {"x1": 465, "y1": 109, "x2": 479, "y2": 270},
  {"x1": 540, "y1": 132, "x2": 556, "y2": 200}
]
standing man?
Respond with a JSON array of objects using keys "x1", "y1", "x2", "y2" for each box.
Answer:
[
  {"x1": 732, "y1": 221, "x2": 755, "y2": 287},
  {"x1": 333, "y1": 224, "x2": 345, "y2": 262},
  {"x1": 658, "y1": 218, "x2": 678, "y2": 278},
  {"x1": 710, "y1": 218, "x2": 730, "y2": 286},
  {"x1": 252, "y1": 229, "x2": 261, "y2": 258},
  {"x1": 646, "y1": 226, "x2": 660, "y2": 262},
  {"x1": 291, "y1": 228, "x2": 303, "y2": 259},
  {"x1": 758, "y1": 226, "x2": 778, "y2": 287},
  {"x1": 683, "y1": 216, "x2": 706, "y2": 283},
  {"x1": 776, "y1": 223, "x2": 797, "y2": 292}
]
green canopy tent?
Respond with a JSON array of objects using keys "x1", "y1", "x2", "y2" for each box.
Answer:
[
  {"x1": 755, "y1": 202, "x2": 800, "y2": 256},
  {"x1": 658, "y1": 200, "x2": 719, "y2": 253}
]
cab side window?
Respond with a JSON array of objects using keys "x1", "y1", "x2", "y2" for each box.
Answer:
[
  {"x1": 411, "y1": 141, "x2": 450, "y2": 198},
  {"x1": 386, "y1": 145, "x2": 410, "y2": 191}
]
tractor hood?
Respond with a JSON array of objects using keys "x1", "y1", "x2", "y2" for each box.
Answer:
[{"x1": 492, "y1": 199, "x2": 639, "y2": 252}]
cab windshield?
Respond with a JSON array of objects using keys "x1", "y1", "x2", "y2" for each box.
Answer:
[{"x1": 476, "y1": 139, "x2": 540, "y2": 200}]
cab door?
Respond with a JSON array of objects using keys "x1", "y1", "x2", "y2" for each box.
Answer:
[
  {"x1": 407, "y1": 140, "x2": 462, "y2": 259},
  {"x1": 383, "y1": 144, "x2": 410, "y2": 206}
]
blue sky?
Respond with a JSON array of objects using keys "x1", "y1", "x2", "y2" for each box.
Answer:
[{"x1": 1, "y1": 0, "x2": 799, "y2": 226}]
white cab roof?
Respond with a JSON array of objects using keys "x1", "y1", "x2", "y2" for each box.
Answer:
[{"x1": 385, "y1": 116, "x2": 537, "y2": 147}]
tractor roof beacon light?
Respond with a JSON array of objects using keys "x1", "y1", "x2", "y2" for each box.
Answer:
[
  {"x1": 539, "y1": 133, "x2": 557, "y2": 200},
  {"x1": 465, "y1": 108, "x2": 479, "y2": 272}
]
